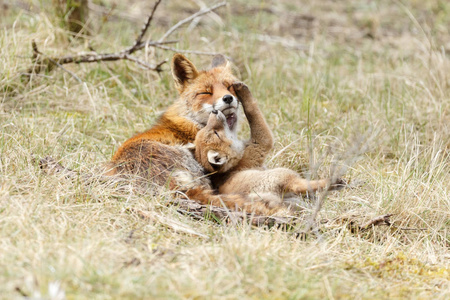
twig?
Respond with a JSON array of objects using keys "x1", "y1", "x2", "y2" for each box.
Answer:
[
  {"x1": 31, "y1": 40, "x2": 83, "y2": 83},
  {"x1": 158, "y1": 1, "x2": 227, "y2": 42},
  {"x1": 124, "y1": 55, "x2": 167, "y2": 71},
  {"x1": 153, "y1": 44, "x2": 226, "y2": 57},
  {"x1": 126, "y1": 0, "x2": 163, "y2": 54},
  {"x1": 321, "y1": 213, "x2": 394, "y2": 234},
  {"x1": 359, "y1": 214, "x2": 393, "y2": 231}
]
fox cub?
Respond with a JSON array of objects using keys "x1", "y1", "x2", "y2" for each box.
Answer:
[{"x1": 193, "y1": 83, "x2": 339, "y2": 207}]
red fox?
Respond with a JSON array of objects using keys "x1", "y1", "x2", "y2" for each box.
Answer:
[
  {"x1": 193, "y1": 83, "x2": 341, "y2": 208},
  {"x1": 107, "y1": 54, "x2": 285, "y2": 215}
]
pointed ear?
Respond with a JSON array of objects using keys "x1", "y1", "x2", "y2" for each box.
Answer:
[
  {"x1": 207, "y1": 150, "x2": 227, "y2": 166},
  {"x1": 184, "y1": 142, "x2": 196, "y2": 151},
  {"x1": 171, "y1": 54, "x2": 199, "y2": 92},
  {"x1": 211, "y1": 54, "x2": 231, "y2": 70}
]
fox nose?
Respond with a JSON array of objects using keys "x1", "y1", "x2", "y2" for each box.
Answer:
[{"x1": 223, "y1": 94, "x2": 234, "y2": 104}]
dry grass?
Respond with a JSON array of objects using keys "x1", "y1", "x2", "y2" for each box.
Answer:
[{"x1": 1, "y1": 0, "x2": 449, "y2": 299}]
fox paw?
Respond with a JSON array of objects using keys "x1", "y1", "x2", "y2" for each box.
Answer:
[{"x1": 232, "y1": 81, "x2": 252, "y2": 102}]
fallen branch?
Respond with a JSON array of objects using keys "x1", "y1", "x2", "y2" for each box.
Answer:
[
  {"x1": 320, "y1": 213, "x2": 394, "y2": 234},
  {"x1": 359, "y1": 214, "x2": 393, "y2": 231},
  {"x1": 26, "y1": 1, "x2": 228, "y2": 78}
]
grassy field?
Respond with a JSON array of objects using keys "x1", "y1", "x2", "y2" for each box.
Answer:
[{"x1": 1, "y1": 0, "x2": 449, "y2": 298}]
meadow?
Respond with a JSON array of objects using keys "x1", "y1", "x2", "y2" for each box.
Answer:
[{"x1": 0, "y1": 0, "x2": 449, "y2": 298}]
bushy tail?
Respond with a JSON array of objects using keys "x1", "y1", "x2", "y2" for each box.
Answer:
[{"x1": 184, "y1": 187, "x2": 285, "y2": 215}]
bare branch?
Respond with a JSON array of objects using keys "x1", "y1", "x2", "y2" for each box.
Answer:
[
  {"x1": 31, "y1": 40, "x2": 83, "y2": 83},
  {"x1": 27, "y1": 1, "x2": 229, "y2": 78},
  {"x1": 359, "y1": 214, "x2": 393, "y2": 230},
  {"x1": 124, "y1": 55, "x2": 167, "y2": 71},
  {"x1": 27, "y1": 40, "x2": 175, "y2": 75},
  {"x1": 158, "y1": 1, "x2": 227, "y2": 42},
  {"x1": 152, "y1": 44, "x2": 228, "y2": 57},
  {"x1": 133, "y1": 39, "x2": 179, "y2": 52},
  {"x1": 126, "y1": 0, "x2": 163, "y2": 54}
]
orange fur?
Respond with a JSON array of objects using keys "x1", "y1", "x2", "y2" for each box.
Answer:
[{"x1": 111, "y1": 54, "x2": 239, "y2": 172}]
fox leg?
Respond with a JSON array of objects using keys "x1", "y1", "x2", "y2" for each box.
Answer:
[
  {"x1": 184, "y1": 187, "x2": 288, "y2": 215},
  {"x1": 283, "y1": 175, "x2": 346, "y2": 195},
  {"x1": 232, "y1": 82, "x2": 274, "y2": 171},
  {"x1": 284, "y1": 176, "x2": 330, "y2": 194},
  {"x1": 264, "y1": 168, "x2": 343, "y2": 196}
]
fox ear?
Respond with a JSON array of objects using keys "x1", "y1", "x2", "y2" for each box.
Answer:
[
  {"x1": 171, "y1": 54, "x2": 199, "y2": 92},
  {"x1": 211, "y1": 54, "x2": 230, "y2": 70},
  {"x1": 184, "y1": 142, "x2": 196, "y2": 150},
  {"x1": 207, "y1": 150, "x2": 227, "y2": 166}
]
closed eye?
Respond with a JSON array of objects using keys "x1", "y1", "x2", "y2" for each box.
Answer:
[
  {"x1": 197, "y1": 92, "x2": 212, "y2": 96},
  {"x1": 214, "y1": 130, "x2": 222, "y2": 141}
]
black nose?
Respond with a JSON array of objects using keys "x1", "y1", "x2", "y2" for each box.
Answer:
[{"x1": 223, "y1": 94, "x2": 233, "y2": 104}]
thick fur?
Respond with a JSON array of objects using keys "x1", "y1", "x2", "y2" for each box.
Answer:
[
  {"x1": 108, "y1": 54, "x2": 286, "y2": 215},
  {"x1": 193, "y1": 83, "x2": 335, "y2": 206}
]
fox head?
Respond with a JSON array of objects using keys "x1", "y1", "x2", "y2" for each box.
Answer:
[
  {"x1": 171, "y1": 54, "x2": 240, "y2": 132},
  {"x1": 193, "y1": 110, "x2": 244, "y2": 173}
]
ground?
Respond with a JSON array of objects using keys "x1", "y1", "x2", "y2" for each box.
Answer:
[{"x1": 0, "y1": 0, "x2": 449, "y2": 299}]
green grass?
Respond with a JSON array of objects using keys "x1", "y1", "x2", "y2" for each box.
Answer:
[{"x1": 1, "y1": 0, "x2": 449, "y2": 299}]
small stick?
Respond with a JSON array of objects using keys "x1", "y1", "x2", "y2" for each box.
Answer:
[
  {"x1": 126, "y1": 0, "x2": 163, "y2": 54},
  {"x1": 158, "y1": 1, "x2": 227, "y2": 42},
  {"x1": 32, "y1": 40, "x2": 83, "y2": 83},
  {"x1": 359, "y1": 214, "x2": 393, "y2": 231},
  {"x1": 153, "y1": 44, "x2": 227, "y2": 57},
  {"x1": 124, "y1": 55, "x2": 167, "y2": 71}
]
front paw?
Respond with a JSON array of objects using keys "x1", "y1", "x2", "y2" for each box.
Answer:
[{"x1": 232, "y1": 81, "x2": 252, "y2": 102}]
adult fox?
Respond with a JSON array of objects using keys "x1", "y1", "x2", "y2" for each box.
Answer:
[{"x1": 107, "y1": 54, "x2": 283, "y2": 215}]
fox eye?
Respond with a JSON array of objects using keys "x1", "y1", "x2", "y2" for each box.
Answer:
[
  {"x1": 213, "y1": 130, "x2": 222, "y2": 140},
  {"x1": 197, "y1": 92, "x2": 212, "y2": 96}
]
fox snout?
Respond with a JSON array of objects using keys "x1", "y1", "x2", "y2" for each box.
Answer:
[
  {"x1": 215, "y1": 94, "x2": 237, "y2": 109},
  {"x1": 223, "y1": 94, "x2": 234, "y2": 104}
]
